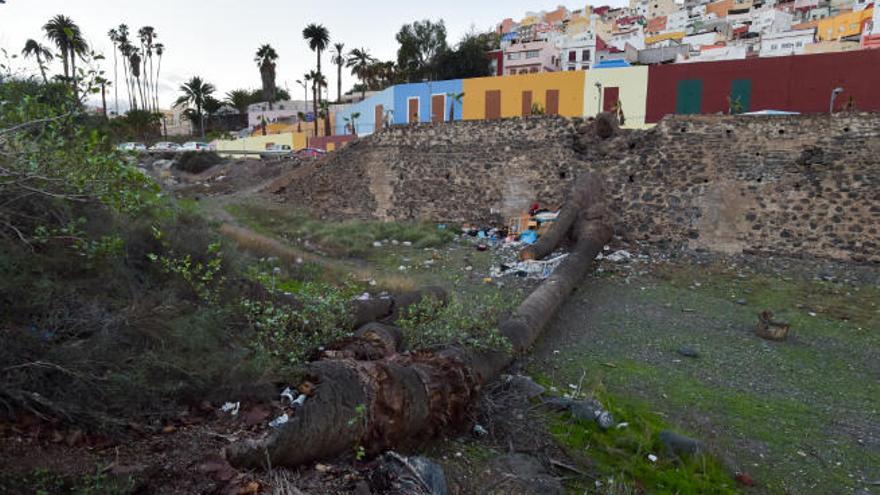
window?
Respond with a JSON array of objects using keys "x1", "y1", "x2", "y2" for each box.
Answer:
[
  {"x1": 530, "y1": 67, "x2": 539, "y2": 73},
  {"x1": 796, "y1": 41, "x2": 803, "y2": 47},
  {"x1": 526, "y1": 50, "x2": 540, "y2": 58},
  {"x1": 771, "y1": 44, "x2": 778, "y2": 49},
  {"x1": 568, "y1": 66, "x2": 576, "y2": 71},
  {"x1": 582, "y1": 50, "x2": 591, "y2": 61},
  {"x1": 569, "y1": 50, "x2": 577, "y2": 61},
  {"x1": 508, "y1": 52, "x2": 522, "y2": 61}
]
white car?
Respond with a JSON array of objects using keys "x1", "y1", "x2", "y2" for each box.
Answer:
[
  {"x1": 149, "y1": 141, "x2": 181, "y2": 151},
  {"x1": 117, "y1": 142, "x2": 147, "y2": 152},
  {"x1": 181, "y1": 141, "x2": 211, "y2": 151}
]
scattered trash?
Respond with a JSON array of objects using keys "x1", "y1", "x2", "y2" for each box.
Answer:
[
  {"x1": 398, "y1": 265, "x2": 408, "y2": 271},
  {"x1": 677, "y1": 346, "x2": 700, "y2": 358},
  {"x1": 292, "y1": 394, "x2": 307, "y2": 408},
  {"x1": 476, "y1": 244, "x2": 488, "y2": 252},
  {"x1": 543, "y1": 397, "x2": 615, "y2": 430},
  {"x1": 372, "y1": 241, "x2": 383, "y2": 248},
  {"x1": 280, "y1": 387, "x2": 296, "y2": 404},
  {"x1": 473, "y1": 424, "x2": 488, "y2": 437},
  {"x1": 519, "y1": 230, "x2": 539, "y2": 245},
  {"x1": 403, "y1": 241, "x2": 412, "y2": 247},
  {"x1": 269, "y1": 413, "x2": 290, "y2": 428},
  {"x1": 659, "y1": 430, "x2": 703, "y2": 457},
  {"x1": 220, "y1": 402, "x2": 240, "y2": 416},
  {"x1": 502, "y1": 374, "x2": 546, "y2": 399},
  {"x1": 756, "y1": 310, "x2": 791, "y2": 341},
  {"x1": 605, "y1": 250, "x2": 632, "y2": 263},
  {"x1": 616, "y1": 422, "x2": 629, "y2": 429},
  {"x1": 735, "y1": 471, "x2": 755, "y2": 486},
  {"x1": 493, "y1": 254, "x2": 569, "y2": 279},
  {"x1": 356, "y1": 292, "x2": 371, "y2": 301},
  {"x1": 736, "y1": 299, "x2": 748, "y2": 306},
  {"x1": 647, "y1": 454, "x2": 658, "y2": 463}
]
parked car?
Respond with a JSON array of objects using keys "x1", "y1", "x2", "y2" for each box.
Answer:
[
  {"x1": 181, "y1": 141, "x2": 211, "y2": 151},
  {"x1": 116, "y1": 142, "x2": 147, "y2": 152},
  {"x1": 149, "y1": 141, "x2": 181, "y2": 151},
  {"x1": 297, "y1": 147, "x2": 327, "y2": 159},
  {"x1": 260, "y1": 144, "x2": 293, "y2": 160}
]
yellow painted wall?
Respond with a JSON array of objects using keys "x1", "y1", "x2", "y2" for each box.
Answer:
[
  {"x1": 816, "y1": 8, "x2": 873, "y2": 40},
  {"x1": 584, "y1": 66, "x2": 651, "y2": 128},
  {"x1": 215, "y1": 132, "x2": 308, "y2": 158},
  {"x1": 462, "y1": 71, "x2": 586, "y2": 120},
  {"x1": 645, "y1": 31, "x2": 686, "y2": 45}
]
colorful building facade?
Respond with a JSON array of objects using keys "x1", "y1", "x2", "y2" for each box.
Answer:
[
  {"x1": 393, "y1": 80, "x2": 464, "y2": 125},
  {"x1": 462, "y1": 71, "x2": 586, "y2": 120}
]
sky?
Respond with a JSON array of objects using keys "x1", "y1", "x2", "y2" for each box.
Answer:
[{"x1": 1, "y1": 0, "x2": 626, "y2": 112}]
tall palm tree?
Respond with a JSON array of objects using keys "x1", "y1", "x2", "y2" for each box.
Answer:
[
  {"x1": 21, "y1": 39, "x2": 54, "y2": 83},
  {"x1": 129, "y1": 50, "x2": 144, "y2": 112},
  {"x1": 153, "y1": 43, "x2": 164, "y2": 111},
  {"x1": 308, "y1": 70, "x2": 327, "y2": 135},
  {"x1": 43, "y1": 15, "x2": 87, "y2": 91},
  {"x1": 108, "y1": 29, "x2": 120, "y2": 114},
  {"x1": 115, "y1": 24, "x2": 134, "y2": 111},
  {"x1": 331, "y1": 42, "x2": 345, "y2": 103},
  {"x1": 302, "y1": 23, "x2": 329, "y2": 109},
  {"x1": 254, "y1": 44, "x2": 279, "y2": 110},
  {"x1": 175, "y1": 76, "x2": 215, "y2": 138},
  {"x1": 138, "y1": 26, "x2": 157, "y2": 112},
  {"x1": 346, "y1": 48, "x2": 376, "y2": 100}
]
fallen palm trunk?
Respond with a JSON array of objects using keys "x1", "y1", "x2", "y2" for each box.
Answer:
[{"x1": 227, "y1": 173, "x2": 610, "y2": 469}]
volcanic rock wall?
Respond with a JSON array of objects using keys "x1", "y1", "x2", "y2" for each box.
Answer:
[{"x1": 273, "y1": 113, "x2": 880, "y2": 262}]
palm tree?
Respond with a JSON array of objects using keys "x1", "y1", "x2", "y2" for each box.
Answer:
[
  {"x1": 331, "y1": 42, "x2": 345, "y2": 103},
  {"x1": 153, "y1": 43, "x2": 164, "y2": 111},
  {"x1": 345, "y1": 111, "x2": 361, "y2": 135},
  {"x1": 296, "y1": 111, "x2": 306, "y2": 132},
  {"x1": 447, "y1": 92, "x2": 464, "y2": 122},
  {"x1": 308, "y1": 70, "x2": 327, "y2": 135},
  {"x1": 21, "y1": 39, "x2": 54, "y2": 83},
  {"x1": 43, "y1": 14, "x2": 87, "y2": 92},
  {"x1": 115, "y1": 24, "x2": 134, "y2": 110},
  {"x1": 108, "y1": 29, "x2": 120, "y2": 114},
  {"x1": 225, "y1": 89, "x2": 252, "y2": 117},
  {"x1": 346, "y1": 48, "x2": 376, "y2": 100},
  {"x1": 175, "y1": 76, "x2": 215, "y2": 138},
  {"x1": 303, "y1": 24, "x2": 330, "y2": 136},
  {"x1": 129, "y1": 50, "x2": 144, "y2": 111},
  {"x1": 254, "y1": 44, "x2": 279, "y2": 110},
  {"x1": 319, "y1": 100, "x2": 332, "y2": 137}
]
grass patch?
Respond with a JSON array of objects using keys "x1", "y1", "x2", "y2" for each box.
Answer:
[
  {"x1": 226, "y1": 202, "x2": 455, "y2": 258},
  {"x1": 535, "y1": 375, "x2": 737, "y2": 494}
]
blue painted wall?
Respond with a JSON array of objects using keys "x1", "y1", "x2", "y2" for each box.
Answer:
[
  {"x1": 334, "y1": 87, "x2": 396, "y2": 137},
  {"x1": 393, "y1": 80, "x2": 464, "y2": 124}
]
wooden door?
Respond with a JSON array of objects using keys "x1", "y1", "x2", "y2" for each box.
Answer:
[
  {"x1": 485, "y1": 90, "x2": 501, "y2": 119},
  {"x1": 522, "y1": 90, "x2": 533, "y2": 116},
  {"x1": 431, "y1": 94, "x2": 445, "y2": 123},
  {"x1": 603, "y1": 87, "x2": 620, "y2": 112},
  {"x1": 375, "y1": 105, "x2": 383, "y2": 132},
  {"x1": 408, "y1": 98, "x2": 419, "y2": 123},
  {"x1": 676, "y1": 79, "x2": 703, "y2": 115},
  {"x1": 545, "y1": 89, "x2": 560, "y2": 115}
]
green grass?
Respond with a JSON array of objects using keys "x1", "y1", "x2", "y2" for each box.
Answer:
[
  {"x1": 226, "y1": 202, "x2": 455, "y2": 258},
  {"x1": 534, "y1": 374, "x2": 738, "y2": 494}
]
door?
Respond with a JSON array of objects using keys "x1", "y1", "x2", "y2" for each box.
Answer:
[
  {"x1": 375, "y1": 104, "x2": 383, "y2": 132},
  {"x1": 408, "y1": 98, "x2": 419, "y2": 123},
  {"x1": 522, "y1": 90, "x2": 533, "y2": 116},
  {"x1": 676, "y1": 79, "x2": 703, "y2": 115},
  {"x1": 485, "y1": 90, "x2": 502, "y2": 119},
  {"x1": 603, "y1": 87, "x2": 620, "y2": 112},
  {"x1": 431, "y1": 94, "x2": 445, "y2": 123},
  {"x1": 545, "y1": 89, "x2": 560, "y2": 115},
  {"x1": 730, "y1": 79, "x2": 752, "y2": 114}
]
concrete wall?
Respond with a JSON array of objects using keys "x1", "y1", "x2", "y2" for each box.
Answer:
[
  {"x1": 462, "y1": 71, "x2": 586, "y2": 120},
  {"x1": 334, "y1": 87, "x2": 396, "y2": 137},
  {"x1": 393, "y1": 80, "x2": 464, "y2": 124},
  {"x1": 215, "y1": 132, "x2": 307, "y2": 157},
  {"x1": 585, "y1": 66, "x2": 650, "y2": 128}
]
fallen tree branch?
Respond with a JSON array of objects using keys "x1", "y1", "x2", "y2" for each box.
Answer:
[{"x1": 226, "y1": 173, "x2": 611, "y2": 469}]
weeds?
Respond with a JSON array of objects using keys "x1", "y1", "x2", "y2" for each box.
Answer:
[{"x1": 397, "y1": 292, "x2": 515, "y2": 353}]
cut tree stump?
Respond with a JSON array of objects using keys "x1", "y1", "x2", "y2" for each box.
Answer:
[{"x1": 226, "y1": 173, "x2": 611, "y2": 469}]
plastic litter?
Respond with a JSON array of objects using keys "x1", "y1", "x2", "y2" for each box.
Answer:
[
  {"x1": 519, "y1": 230, "x2": 539, "y2": 245},
  {"x1": 280, "y1": 387, "x2": 296, "y2": 404},
  {"x1": 473, "y1": 424, "x2": 488, "y2": 437},
  {"x1": 386, "y1": 452, "x2": 448, "y2": 495},
  {"x1": 605, "y1": 250, "x2": 633, "y2": 263},
  {"x1": 269, "y1": 413, "x2": 290, "y2": 428},
  {"x1": 220, "y1": 401, "x2": 240, "y2": 416},
  {"x1": 292, "y1": 394, "x2": 307, "y2": 408},
  {"x1": 494, "y1": 253, "x2": 569, "y2": 279}
]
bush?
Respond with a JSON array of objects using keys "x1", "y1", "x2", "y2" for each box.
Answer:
[{"x1": 174, "y1": 151, "x2": 222, "y2": 174}]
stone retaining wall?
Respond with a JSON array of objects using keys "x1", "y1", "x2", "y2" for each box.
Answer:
[{"x1": 274, "y1": 113, "x2": 880, "y2": 262}]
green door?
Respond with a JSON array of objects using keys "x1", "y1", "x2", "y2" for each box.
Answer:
[
  {"x1": 676, "y1": 79, "x2": 703, "y2": 115},
  {"x1": 730, "y1": 79, "x2": 752, "y2": 114}
]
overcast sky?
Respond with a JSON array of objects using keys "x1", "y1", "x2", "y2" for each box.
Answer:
[{"x1": 1, "y1": 0, "x2": 626, "y2": 111}]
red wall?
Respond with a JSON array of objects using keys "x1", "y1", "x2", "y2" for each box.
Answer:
[{"x1": 646, "y1": 50, "x2": 880, "y2": 122}]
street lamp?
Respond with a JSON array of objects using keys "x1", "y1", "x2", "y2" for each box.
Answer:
[
  {"x1": 830, "y1": 87, "x2": 844, "y2": 114},
  {"x1": 595, "y1": 82, "x2": 603, "y2": 114}
]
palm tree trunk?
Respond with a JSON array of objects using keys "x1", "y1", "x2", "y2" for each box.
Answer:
[
  {"x1": 70, "y1": 49, "x2": 78, "y2": 98},
  {"x1": 337, "y1": 63, "x2": 342, "y2": 103},
  {"x1": 101, "y1": 82, "x2": 108, "y2": 118},
  {"x1": 61, "y1": 49, "x2": 70, "y2": 81},
  {"x1": 113, "y1": 48, "x2": 119, "y2": 116},
  {"x1": 154, "y1": 54, "x2": 163, "y2": 112},
  {"x1": 198, "y1": 104, "x2": 205, "y2": 138},
  {"x1": 36, "y1": 53, "x2": 48, "y2": 84},
  {"x1": 312, "y1": 83, "x2": 319, "y2": 136}
]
